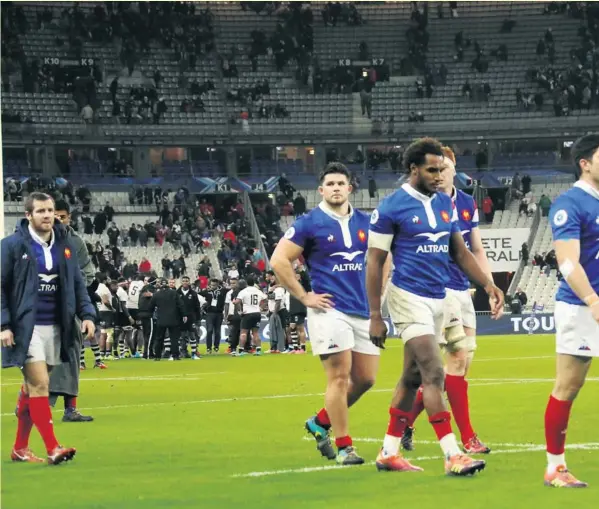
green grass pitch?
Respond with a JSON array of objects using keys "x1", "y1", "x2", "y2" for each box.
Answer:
[{"x1": 2, "y1": 334, "x2": 597, "y2": 509}]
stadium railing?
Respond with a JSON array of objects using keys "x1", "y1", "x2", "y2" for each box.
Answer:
[
  {"x1": 506, "y1": 207, "x2": 541, "y2": 298},
  {"x1": 241, "y1": 191, "x2": 271, "y2": 270}
]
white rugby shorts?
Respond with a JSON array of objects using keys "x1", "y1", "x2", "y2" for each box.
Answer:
[
  {"x1": 555, "y1": 301, "x2": 599, "y2": 358},
  {"x1": 387, "y1": 284, "x2": 444, "y2": 343},
  {"x1": 25, "y1": 325, "x2": 61, "y2": 366},
  {"x1": 307, "y1": 307, "x2": 379, "y2": 357},
  {"x1": 441, "y1": 288, "x2": 477, "y2": 352}
]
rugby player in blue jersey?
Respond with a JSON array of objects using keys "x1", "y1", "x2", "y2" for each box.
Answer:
[
  {"x1": 366, "y1": 138, "x2": 504, "y2": 475},
  {"x1": 271, "y1": 162, "x2": 388, "y2": 465},
  {"x1": 543, "y1": 133, "x2": 599, "y2": 488},
  {"x1": 401, "y1": 147, "x2": 494, "y2": 455}
]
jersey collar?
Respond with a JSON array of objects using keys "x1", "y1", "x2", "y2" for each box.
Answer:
[
  {"x1": 318, "y1": 201, "x2": 354, "y2": 220},
  {"x1": 574, "y1": 180, "x2": 599, "y2": 200},
  {"x1": 28, "y1": 224, "x2": 55, "y2": 249},
  {"x1": 450, "y1": 186, "x2": 457, "y2": 202},
  {"x1": 402, "y1": 183, "x2": 437, "y2": 203}
]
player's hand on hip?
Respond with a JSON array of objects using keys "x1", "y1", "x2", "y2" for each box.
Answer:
[
  {"x1": 1, "y1": 329, "x2": 15, "y2": 347},
  {"x1": 81, "y1": 320, "x2": 96, "y2": 340},
  {"x1": 485, "y1": 285, "x2": 505, "y2": 319},
  {"x1": 301, "y1": 292, "x2": 334, "y2": 311},
  {"x1": 369, "y1": 315, "x2": 387, "y2": 349}
]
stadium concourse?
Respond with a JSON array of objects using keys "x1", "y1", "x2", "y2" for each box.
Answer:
[{"x1": 1, "y1": 1, "x2": 598, "y2": 508}]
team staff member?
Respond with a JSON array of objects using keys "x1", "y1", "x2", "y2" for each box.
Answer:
[
  {"x1": 288, "y1": 271, "x2": 309, "y2": 353},
  {"x1": 2, "y1": 192, "x2": 96, "y2": 465},
  {"x1": 48, "y1": 199, "x2": 95, "y2": 422},
  {"x1": 177, "y1": 276, "x2": 203, "y2": 360},
  {"x1": 201, "y1": 279, "x2": 227, "y2": 354},
  {"x1": 224, "y1": 278, "x2": 243, "y2": 353},
  {"x1": 137, "y1": 277, "x2": 158, "y2": 359},
  {"x1": 148, "y1": 279, "x2": 187, "y2": 360}
]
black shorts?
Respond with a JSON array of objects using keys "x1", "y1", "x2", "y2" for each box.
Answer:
[
  {"x1": 128, "y1": 309, "x2": 139, "y2": 321},
  {"x1": 241, "y1": 312, "x2": 262, "y2": 331},
  {"x1": 278, "y1": 308, "x2": 290, "y2": 328},
  {"x1": 290, "y1": 313, "x2": 306, "y2": 325},
  {"x1": 99, "y1": 311, "x2": 115, "y2": 329}
]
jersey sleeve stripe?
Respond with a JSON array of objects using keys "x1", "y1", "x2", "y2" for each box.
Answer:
[{"x1": 368, "y1": 231, "x2": 393, "y2": 251}]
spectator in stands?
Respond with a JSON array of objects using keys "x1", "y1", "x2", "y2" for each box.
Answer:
[
  {"x1": 293, "y1": 192, "x2": 306, "y2": 217},
  {"x1": 545, "y1": 249, "x2": 558, "y2": 271},
  {"x1": 462, "y1": 80, "x2": 472, "y2": 99},
  {"x1": 533, "y1": 252, "x2": 546, "y2": 269},
  {"x1": 482, "y1": 194, "x2": 494, "y2": 223},
  {"x1": 538, "y1": 194, "x2": 552, "y2": 216},
  {"x1": 139, "y1": 257, "x2": 152, "y2": 274},
  {"x1": 521, "y1": 242, "x2": 529, "y2": 265},
  {"x1": 360, "y1": 83, "x2": 372, "y2": 118},
  {"x1": 161, "y1": 256, "x2": 172, "y2": 279},
  {"x1": 81, "y1": 103, "x2": 94, "y2": 124},
  {"x1": 527, "y1": 200, "x2": 537, "y2": 217},
  {"x1": 521, "y1": 173, "x2": 532, "y2": 194},
  {"x1": 93, "y1": 209, "x2": 107, "y2": 234},
  {"x1": 103, "y1": 202, "x2": 115, "y2": 222},
  {"x1": 519, "y1": 195, "x2": 530, "y2": 216},
  {"x1": 107, "y1": 222, "x2": 120, "y2": 247},
  {"x1": 138, "y1": 225, "x2": 148, "y2": 247}
]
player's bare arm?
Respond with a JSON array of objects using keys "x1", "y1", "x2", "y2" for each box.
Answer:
[
  {"x1": 270, "y1": 238, "x2": 333, "y2": 310},
  {"x1": 449, "y1": 231, "x2": 504, "y2": 318},
  {"x1": 366, "y1": 247, "x2": 389, "y2": 348},
  {"x1": 554, "y1": 239, "x2": 599, "y2": 322}
]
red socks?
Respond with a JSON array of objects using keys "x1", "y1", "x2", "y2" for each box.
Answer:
[
  {"x1": 429, "y1": 411, "x2": 453, "y2": 441},
  {"x1": 545, "y1": 395, "x2": 573, "y2": 454},
  {"x1": 315, "y1": 408, "x2": 331, "y2": 429},
  {"x1": 407, "y1": 387, "x2": 425, "y2": 426},
  {"x1": 29, "y1": 396, "x2": 59, "y2": 454},
  {"x1": 445, "y1": 374, "x2": 475, "y2": 444},
  {"x1": 387, "y1": 408, "x2": 411, "y2": 437},
  {"x1": 14, "y1": 387, "x2": 33, "y2": 450},
  {"x1": 335, "y1": 435, "x2": 352, "y2": 449}
]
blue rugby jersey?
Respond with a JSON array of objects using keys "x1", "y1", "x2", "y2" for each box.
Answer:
[
  {"x1": 550, "y1": 181, "x2": 599, "y2": 306},
  {"x1": 446, "y1": 188, "x2": 479, "y2": 292},
  {"x1": 29, "y1": 226, "x2": 61, "y2": 325},
  {"x1": 284, "y1": 202, "x2": 371, "y2": 319},
  {"x1": 369, "y1": 183, "x2": 460, "y2": 299}
]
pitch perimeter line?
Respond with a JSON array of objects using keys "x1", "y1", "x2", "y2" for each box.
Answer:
[
  {"x1": 232, "y1": 443, "x2": 599, "y2": 478},
  {"x1": 0, "y1": 372, "x2": 229, "y2": 386},
  {"x1": 4, "y1": 378, "x2": 597, "y2": 418},
  {"x1": 301, "y1": 436, "x2": 599, "y2": 448}
]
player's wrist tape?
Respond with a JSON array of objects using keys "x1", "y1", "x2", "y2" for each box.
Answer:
[
  {"x1": 583, "y1": 294, "x2": 599, "y2": 307},
  {"x1": 559, "y1": 259, "x2": 575, "y2": 280}
]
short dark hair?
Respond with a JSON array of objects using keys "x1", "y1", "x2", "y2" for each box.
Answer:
[
  {"x1": 54, "y1": 199, "x2": 70, "y2": 214},
  {"x1": 246, "y1": 276, "x2": 255, "y2": 287},
  {"x1": 403, "y1": 137, "x2": 444, "y2": 173},
  {"x1": 24, "y1": 192, "x2": 54, "y2": 214},
  {"x1": 210, "y1": 278, "x2": 220, "y2": 284},
  {"x1": 181, "y1": 276, "x2": 190, "y2": 281},
  {"x1": 571, "y1": 133, "x2": 599, "y2": 177},
  {"x1": 319, "y1": 162, "x2": 351, "y2": 184}
]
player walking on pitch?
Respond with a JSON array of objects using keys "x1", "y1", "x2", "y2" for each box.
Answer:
[
  {"x1": 401, "y1": 147, "x2": 495, "y2": 454},
  {"x1": 2, "y1": 192, "x2": 96, "y2": 464},
  {"x1": 366, "y1": 138, "x2": 504, "y2": 475},
  {"x1": 543, "y1": 133, "x2": 599, "y2": 488},
  {"x1": 271, "y1": 162, "x2": 388, "y2": 465}
]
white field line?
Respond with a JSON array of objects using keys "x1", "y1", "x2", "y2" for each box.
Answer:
[
  {"x1": 232, "y1": 443, "x2": 599, "y2": 478},
  {"x1": 302, "y1": 437, "x2": 599, "y2": 448},
  {"x1": 2, "y1": 378, "x2": 598, "y2": 418},
  {"x1": 0, "y1": 372, "x2": 228, "y2": 386}
]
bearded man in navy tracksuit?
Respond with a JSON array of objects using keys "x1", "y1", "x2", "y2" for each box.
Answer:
[{"x1": 1, "y1": 192, "x2": 96, "y2": 465}]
